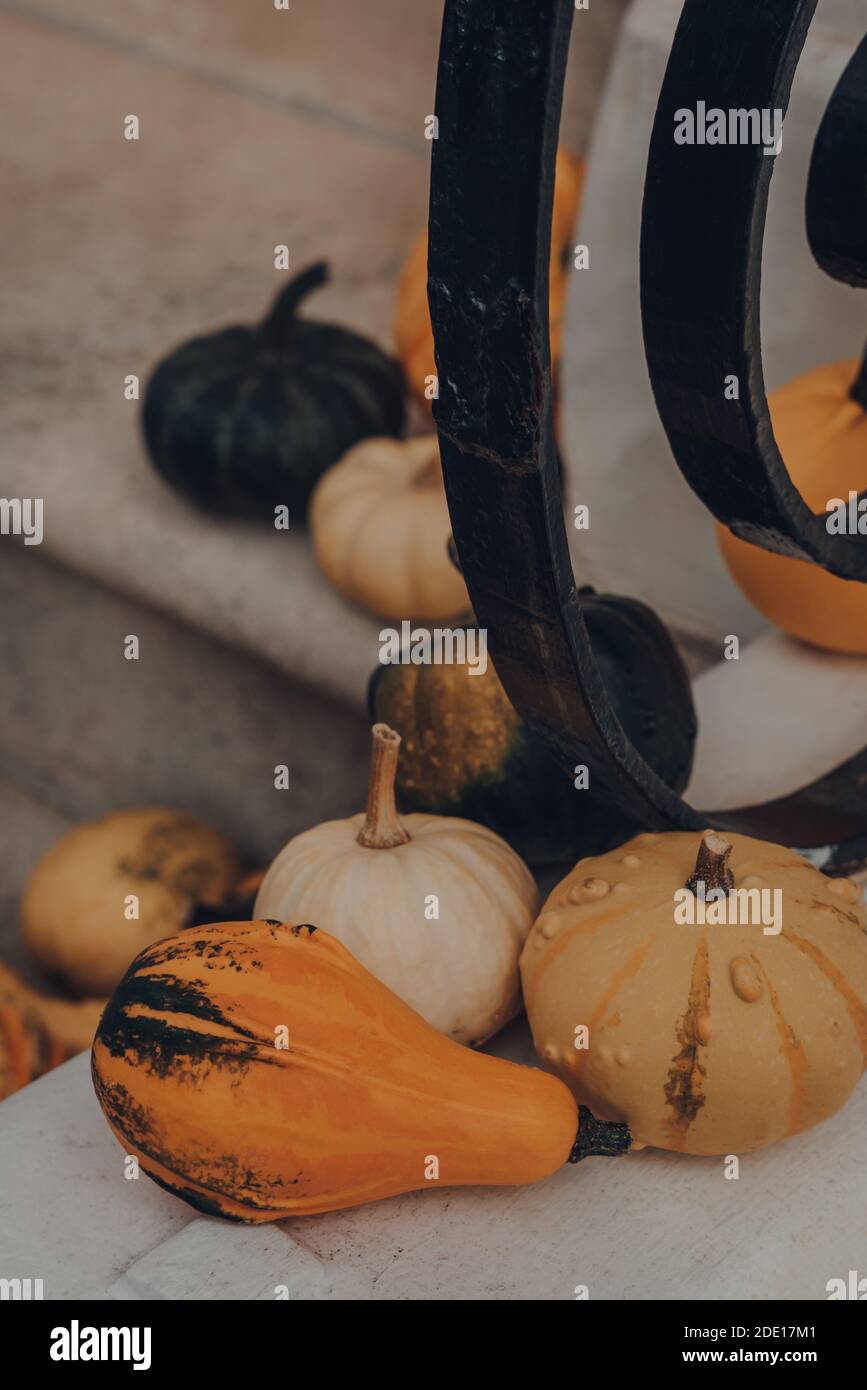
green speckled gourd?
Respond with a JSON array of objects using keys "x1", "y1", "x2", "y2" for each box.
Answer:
[
  {"x1": 142, "y1": 263, "x2": 405, "y2": 520},
  {"x1": 368, "y1": 589, "x2": 697, "y2": 866}
]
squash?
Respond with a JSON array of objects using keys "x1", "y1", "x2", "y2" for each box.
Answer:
[
  {"x1": 0, "y1": 983, "x2": 62, "y2": 1102},
  {"x1": 0, "y1": 962, "x2": 103, "y2": 1060},
  {"x1": 91, "y1": 917, "x2": 628, "y2": 1221},
  {"x1": 21, "y1": 809, "x2": 241, "y2": 998},
  {"x1": 310, "y1": 436, "x2": 469, "y2": 621},
  {"x1": 143, "y1": 263, "x2": 405, "y2": 520},
  {"x1": 521, "y1": 829, "x2": 867, "y2": 1155},
  {"x1": 395, "y1": 149, "x2": 585, "y2": 409},
  {"x1": 717, "y1": 352, "x2": 867, "y2": 654},
  {"x1": 254, "y1": 724, "x2": 537, "y2": 1045},
  {"x1": 368, "y1": 590, "x2": 697, "y2": 866}
]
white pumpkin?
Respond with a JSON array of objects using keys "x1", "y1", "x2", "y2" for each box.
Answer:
[
  {"x1": 255, "y1": 724, "x2": 538, "y2": 1045},
  {"x1": 309, "y1": 435, "x2": 470, "y2": 621}
]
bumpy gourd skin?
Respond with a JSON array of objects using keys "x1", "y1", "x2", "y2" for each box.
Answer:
[
  {"x1": 92, "y1": 920, "x2": 577, "y2": 1221},
  {"x1": 522, "y1": 832, "x2": 867, "y2": 1155},
  {"x1": 368, "y1": 592, "x2": 697, "y2": 867}
]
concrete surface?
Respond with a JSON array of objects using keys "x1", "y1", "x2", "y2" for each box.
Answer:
[{"x1": 3, "y1": 1043, "x2": 865, "y2": 1301}]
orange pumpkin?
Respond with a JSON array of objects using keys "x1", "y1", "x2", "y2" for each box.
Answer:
[
  {"x1": 395, "y1": 148, "x2": 586, "y2": 409},
  {"x1": 92, "y1": 919, "x2": 580, "y2": 1221},
  {"x1": 717, "y1": 352, "x2": 867, "y2": 654},
  {"x1": 0, "y1": 983, "x2": 63, "y2": 1101}
]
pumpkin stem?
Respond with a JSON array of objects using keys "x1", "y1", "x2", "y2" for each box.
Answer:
[
  {"x1": 686, "y1": 831, "x2": 734, "y2": 898},
  {"x1": 851, "y1": 344, "x2": 867, "y2": 411},
  {"x1": 569, "y1": 1106, "x2": 632, "y2": 1163},
  {"x1": 357, "y1": 724, "x2": 411, "y2": 850},
  {"x1": 260, "y1": 262, "x2": 329, "y2": 345}
]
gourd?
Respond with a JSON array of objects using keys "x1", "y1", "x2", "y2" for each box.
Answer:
[
  {"x1": 21, "y1": 809, "x2": 241, "y2": 998},
  {"x1": 143, "y1": 263, "x2": 405, "y2": 520},
  {"x1": 254, "y1": 724, "x2": 537, "y2": 1045},
  {"x1": 0, "y1": 985, "x2": 62, "y2": 1102},
  {"x1": 0, "y1": 962, "x2": 104, "y2": 1060},
  {"x1": 395, "y1": 149, "x2": 585, "y2": 408},
  {"x1": 310, "y1": 436, "x2": 469, "y2": 620},
  {"x1": 521, "y1": 829, "x2": 867, "y2": 1155},
  {"x1": 92, "y1": 918, "x2": 630, "y2": 1222},
  {"x1": 717, "y1": 350, "x2": 867, "y2": 655},
  {"x1": 368, "y1": 589, "x2": 698, "y2": 866}
]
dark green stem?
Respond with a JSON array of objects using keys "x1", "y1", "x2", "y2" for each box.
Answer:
[
  {"x1": 569, "y1": 1106, "x2": 632, "y2": 1163},
  {"x1": 261, "y1": 262, "x2": 329, "y2": 345}
]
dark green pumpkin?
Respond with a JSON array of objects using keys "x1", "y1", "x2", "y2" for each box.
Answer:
[
  {"x1": 368, "y1": 588, "x2": 697, "y2": 866},
  {"x1": 142, "y1": 263, "x2": 405, "y2": 520}
]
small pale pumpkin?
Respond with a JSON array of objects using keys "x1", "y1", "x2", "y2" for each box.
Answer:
[
  {"x1": 717, "y1": 350, "x2": 867, "y2": 654},
  {"x1": 310, "y1": 436, "x2": 469, "y2": 621},
  {"x1": 22, "y1": 808, "x2": 241, "y2": 997},
  {"x1": 521, "y1": 830, "x2": 867, "y2": 1154},
  {"x1": 254, "y1": 724, "x2": 537, "y2": 1045},
  {"x1": 92, "y1": 918, "x2": 603, "y2": 1221},
  {"x1": 395, "y1": 148, "x2": 585, "y2": 408}
]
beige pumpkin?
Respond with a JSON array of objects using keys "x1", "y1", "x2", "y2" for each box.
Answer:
[
  {"x1": 21, "y1": 808, "x2": 241, "y2": 997},
  {"x1": 255, "y1": 724, "x2": 538, "y2": 1045},
  {"x1": 309, "y1": 436, "x2": 469, "y2": 621},
  {"x1": 520, "y1": 830, "x2": 867, "y2": 1155}
]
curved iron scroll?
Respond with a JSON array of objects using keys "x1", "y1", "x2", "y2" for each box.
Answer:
[
  {"x1": 807, "y1": 34, "x2": 867, "y2": 289},
  {"x1": 641, "y1": 0, "x2": 867, "y2": 578},
  {"x1": 429, "y1": 0, "x2": 867, "y2": 868}
]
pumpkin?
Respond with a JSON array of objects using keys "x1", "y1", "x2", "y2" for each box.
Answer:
[
  {"x1": 368, "y1": 589, "x2": 697, "y2": 866},
  {"x1": 395, "y1": 148, "x2": 585, "y2": 408},
  {"x1": 0, "y1": 962, "x2": 103, "y2": 1061},
  {"x1": 91, "y1": 918, "x2": 634, "y2": 1221},
  {"x1": 310, "y1": 436, "x2": 469, "y2": 620},
  {"x1": 21, "y1": 809, "x2": 241, "y2": 998},
  {"x1": 0, "y1": 983, "x2": 62, "y2": 1102},
  {"x1": 717, "y1": 351, "x2": 867, "y2": 654},
  {"x1": 254, "y1": 724, "x2": 537, "y2": 1045},
  {"x1": 521, "y1": 829, "x2": 867, "y2": 1155},
  {"x1": 143, "y1": 262, "x2": 405, "y2": 520}
]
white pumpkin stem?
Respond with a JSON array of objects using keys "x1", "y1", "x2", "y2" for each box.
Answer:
[
  {"x1": 357, "y1": 724, "x2": 411, "y2": 850},
  {"x1": 686, "y1": 831, "x2": 734, "y2": 898}
]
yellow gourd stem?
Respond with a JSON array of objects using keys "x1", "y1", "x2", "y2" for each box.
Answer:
[
  {"x1": 686, "y1": 831, "x2": 734, "y2": 898},
  {"x1": 851, "y1": 344, "x2": 867, "y2": 411},
  {"x1": 357, "y1": 724, "x2": 411, "y2": 850}
]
